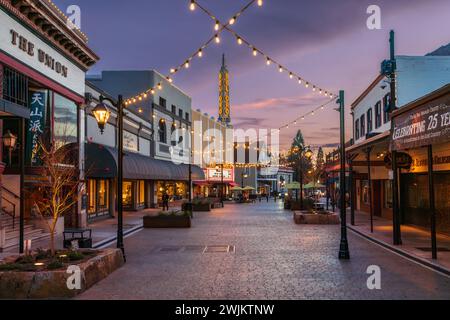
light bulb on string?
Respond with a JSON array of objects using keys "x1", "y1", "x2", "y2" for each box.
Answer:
[
  {"x1": 266, "y1": 57, "x2": 271, "y2": 65},
  {"x1": 184, "y1": 61, "x2": 190, "y2": 68},
  {"x1": 166, "y1": 76, "x2": 173, "y2": 83},
  {"x1": 170, "y1": 68, "x2": 176, "y2": 74},
  {"x1": 189, "y1": 0, "x2": 196, "y2": 11},
  {"x1": 237, "y1": 37, "x2": 243, "y2": 45},
  {"x1": 252, "y1": 48, "x2": 258, "y2": 56},
  {"x1": 258, "y1": 0, "x2": 263, "y2": 7},
  {"x1": 229, "y1": 16, "x2": 236, "y2": 25},
  {"x1": 278, "y1": 66, "x2": 283, "y2": 73},
  {"x1": 198, "y1": 49, "x2": 203, "y2": 57},
  {"x1": 157, "y1": 83, "x2": 162, "y2": 90},
  {"x1": 298, "y1": 78, "x2": 302, "y2": 85},
  {"x1": 151, "y1": 88, "x2": 155, "y2": 94},
  {"x1": 214, "y1": 20, "x2": 220, "y2": 31},
  {"x1": 289, "y1": 72, "x2": 293, "y2": 79},
  {"x1": 215, "y1": 34, "x2": 221, "y2": 43}
]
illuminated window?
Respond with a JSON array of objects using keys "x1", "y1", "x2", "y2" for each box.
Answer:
[{"x1": 138, "y1": 180, "x2": 145, "y2": 205}]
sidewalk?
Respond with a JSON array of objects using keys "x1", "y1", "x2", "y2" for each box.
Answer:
[
  {"x1": 347, "y1": 210, "x2": 450, "y2": 273},
  {"x1": 0, "y1": 206, "x2": 175, "y2": 260}
]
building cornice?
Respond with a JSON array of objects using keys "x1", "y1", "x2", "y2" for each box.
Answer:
[{"x1": 1, "y1": 0, "x2": 99, "y2": 70}]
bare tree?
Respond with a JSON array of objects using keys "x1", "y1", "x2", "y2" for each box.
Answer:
[{"x1": 33, "y1": 139, "x2": 81, "y2": 255}]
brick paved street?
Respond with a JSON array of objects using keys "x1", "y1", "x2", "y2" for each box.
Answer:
[{"x1": 78, "y1": 201, "x2": 450, "y2": 300}]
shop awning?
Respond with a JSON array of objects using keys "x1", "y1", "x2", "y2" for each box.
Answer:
[
  {"x1": 85, "y1": 143, "x2": 205, "y2": 181},
  {"x1": 193, "y1": 180, "x2": 210, "y2": 186}
]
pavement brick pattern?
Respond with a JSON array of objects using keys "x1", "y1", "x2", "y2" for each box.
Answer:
[{"x1": 78, "y1": 201, "x2": 450, "y2": 300}]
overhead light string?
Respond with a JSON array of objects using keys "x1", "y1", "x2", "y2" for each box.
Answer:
[
  {"x1": 191, "y1": 0, "x2": 337, "y2": 99},
  {"x1": 124, "y1": 0, "x2": 258, "y2": 105}
]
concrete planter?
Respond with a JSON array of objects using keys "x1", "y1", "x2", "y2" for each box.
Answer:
[
  {"x1": 0, "y1": 248, "x2": 124, "y2": 299},
  {"x1": 143, "y1": 215, "x2": 191, "y2": 228},
  {"x1": 294, "y1": 211, "x2": 340, "y2": 225},
  {"x1": 192, "y1": 203, "x2": 211, "y2": 212}
]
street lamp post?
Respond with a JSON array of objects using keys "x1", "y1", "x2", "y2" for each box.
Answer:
[
  {"x1": 337, "y1": 90, "x2": 350, "y2": 260},
  {"x1": 92, "y1": 95, "x2": 125, "y2": 261}
]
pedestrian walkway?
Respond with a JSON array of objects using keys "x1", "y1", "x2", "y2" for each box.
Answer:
[
  {"x1": 347, "y1": 210, "x2": 450, "y2": 272},
  {"x1": 78, "y1": 200, "x2": 450, "y2": 300}
]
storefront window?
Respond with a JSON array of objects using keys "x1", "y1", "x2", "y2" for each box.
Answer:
[
  {"x1": 88, "y1": 179, "x2": 96, "y2": 214},
  {"x1": 384, "y1": 180, "x2": 393, "y2": 209},
  {"x1": 54, "y1": 93, "x2": 77, "y2": 150},
  {"x1": 123, "y1": 181, "x2": 133, "y2": 207},
  {"x1": 97, "y1": 180, "x2": 109, "y2": 211},
  {"x1": 361, "y1": 181, "x2": 369, "y2": 204},
  {"x1": 138, "y1": 180, "x2": 145, "y2": 205},
  {"x1": 434, "y1": 173, "x2": 450, "y2": 234}
]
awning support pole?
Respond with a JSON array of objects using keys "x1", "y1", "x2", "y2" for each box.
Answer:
[
  {"x1": 427, "y1": 145, "x2": 438, "y2": 260},
  {"x1": 392, "y1": 151, "x2": 402, "y2": 245},
  {"x1": 366, "y1": 147, "x2": 374, "y2": 233}
]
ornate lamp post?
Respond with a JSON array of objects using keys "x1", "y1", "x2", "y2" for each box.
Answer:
[
  {"x1": 337, "y1": 90, "x2": 350, "y2": 260},
  {"x1": 92, "y1": 95, "x2": 126, "y2": 261}
]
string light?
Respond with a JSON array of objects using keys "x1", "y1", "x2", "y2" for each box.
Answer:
[
  {"x1": 125, "y1": 0, "x2": 336, "y2": 105},
  {"x1": 190, "y1": 0, "x2": 196, "y2": 11},
  {"x1": 266, "y1": 57, "x2": 271, "y2": 65},
  {"x1": 279, "y1": 66, "x2": 283, "y2": 73}
]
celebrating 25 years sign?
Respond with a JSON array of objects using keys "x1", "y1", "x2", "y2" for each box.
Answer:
[{"x1": 391, "y1": 96, "x2": 450, "y2": 151}]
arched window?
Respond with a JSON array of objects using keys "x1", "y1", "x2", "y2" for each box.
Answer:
[{"x1": 158, "y1": 119, "x2": 166, "y2": 143}]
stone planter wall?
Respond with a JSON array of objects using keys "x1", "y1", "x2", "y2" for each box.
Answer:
[
  {"x1": 143, "y1": 215, "x2": 191, "y2": 228},
  {"x1": 294, "y1": 211, "x2": 340, "y2": 225},
  {"x1": 0, "y1": 248, "x2": 124, "y2": 299}
]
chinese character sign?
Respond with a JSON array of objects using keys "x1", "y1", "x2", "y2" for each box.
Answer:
[{"x1": 27, "y1": 91, "x2": 46, "y2": 165}]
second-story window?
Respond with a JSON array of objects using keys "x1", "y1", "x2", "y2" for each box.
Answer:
[
  {"x1": 158, "y1": 119, "x2": 166, "y2": 143},
  {"x1": 360, "y1": 114, "x2": 365, "y2": 137},
  {"x1": 383, "y1": 93, "x2": 391, "y2": 124},
  {"x1": 159, "y1": 97, "x2": 166, "y2": 108},
  {"x1": 375, "y1": 101, "x2": 382, "y2": 129},
  {"x1": 178, "y1": 109, "x2": 183, "y2": 118},
  {"x1": 185, "y1": 112, "x2": 189, "y2": 121},
  {"x1": 355, "y1": 119, "x2": 360, "y2": 140},
  {"x1": 367, "y1": 108, "x2": 373, "y2": 133},
  {"x1": 171, "y1": 105, "x2": 176, "y2": 114}
]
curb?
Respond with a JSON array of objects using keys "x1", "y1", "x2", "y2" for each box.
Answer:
[
  {"x1": 347, "y1": 225, "x2": 450, "y2": 277},
  {"x1": 93, "y1": 225, "x2": 143, "y2": 249}
]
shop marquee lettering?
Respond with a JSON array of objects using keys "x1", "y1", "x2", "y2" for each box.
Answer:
[{"x1": 10, "y1": 30, "x2": 68, "y2": 78}]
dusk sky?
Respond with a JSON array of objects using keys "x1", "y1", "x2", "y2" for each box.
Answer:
[{"x1": 54, "y1": 0, "x2": 450, "y2": 152}]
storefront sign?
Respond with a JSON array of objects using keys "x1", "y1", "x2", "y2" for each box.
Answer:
[
  {"x1": 205, "y1": 168, "x2": 234, "y2": 182},
  {"x1": 0, "y1": 8, "x2": 85, "y2": 95},
  {"x1": 26, "y1": 91, "x2": 46, "y2": 165},
  {"x1": 384, "y1": 152, "x2": 413, "y2": 169},
  {"x1": 123, "y1": 131, "x2": 138, "y2": 152},
  {"x1": 391, "y1": 100, "x2": 450, "y2": 150},
  {"x1": 10, "y1": 30, "x2": 69, "y2": 78}
]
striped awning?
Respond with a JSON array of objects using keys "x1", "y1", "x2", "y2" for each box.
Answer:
[{"x1": 85, "y1": 143, "x2": 205, "y2": 181}]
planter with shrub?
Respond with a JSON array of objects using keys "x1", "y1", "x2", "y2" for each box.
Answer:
[
  {"x1": 143, "y1": 210, "x2": 191, "y2": 228},
  {"x1": 0, "y1": 248, "x2": 124, "y2": 299}
]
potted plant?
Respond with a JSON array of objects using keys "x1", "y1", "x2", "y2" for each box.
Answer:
[
  {"x1": 191, "y1": 198, "x2": 211, "y2": 212},
  {"x1": 143, "y1": 210, "x2": 191, "y2": 228}
]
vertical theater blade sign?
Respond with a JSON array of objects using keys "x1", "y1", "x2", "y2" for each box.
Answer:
[{"x1": 27, "y1": 91, "x2": 46, "y2": 165}]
